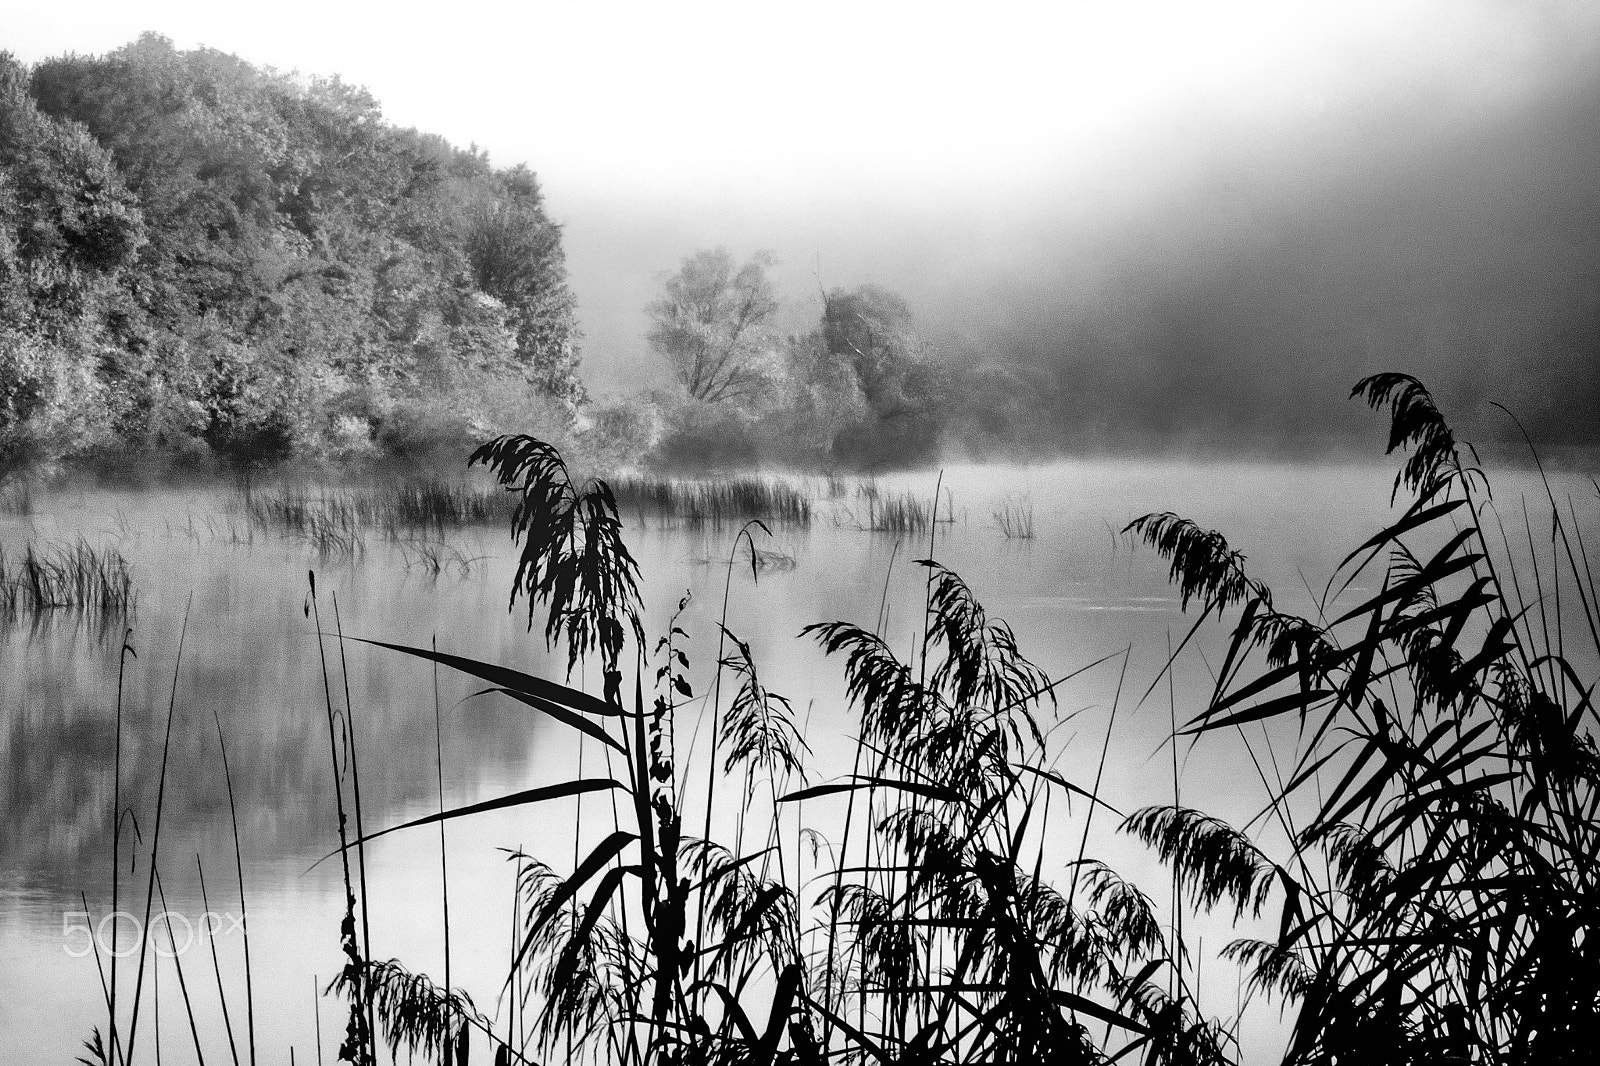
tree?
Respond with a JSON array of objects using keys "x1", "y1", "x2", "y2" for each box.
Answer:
[
  {"x1": 819, "y1": 284, "x2": 951, "y2": 466},
  {"x1": 463, "y1": 166, "x2": 584, "y2": 408},
  {"x1": 648, "y1": 248, "x2": 779, "y2": 403},
  {"x1": 820, "y1": 285, "x2": 921, "y2": 415}
]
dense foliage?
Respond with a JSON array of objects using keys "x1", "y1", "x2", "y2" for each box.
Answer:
[{"x1": 0, "y1": 34, "x2": 582, "y2": 475}]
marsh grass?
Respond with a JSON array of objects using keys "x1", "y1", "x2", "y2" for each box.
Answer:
[
  {"x1": 609, "y1": 473, "x2": 813, "y2": 530},
  {"x1": 379, "y1": 479, "x2": 506, "y2": 530},
  {"x1": 992, "y1": 494, "x2": 1036, "y2": 539},
  {"x1": 851, "y1": 481, "x2": 956, "y2": 534},
  {"x1": 244, "y1": 479, "x2": 511, "y2": 550},
  {"x1": 246, "y1": 490, "x2": 366, "y2": 557},
  {"x1": 0, "y1": 538, "x2": 136, "y2": 621},
  {"x1": 398, "y1": 542, "x2": 484, "y2": 580}
]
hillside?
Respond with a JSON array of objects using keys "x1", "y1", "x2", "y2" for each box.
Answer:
[{"x1": 0, "y1": 33, "x2": 581, "y2": 474}]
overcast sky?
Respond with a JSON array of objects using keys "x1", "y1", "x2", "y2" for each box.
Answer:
[{"x1": 11, "y1": 0, "x2": 1600, "y2": 441}]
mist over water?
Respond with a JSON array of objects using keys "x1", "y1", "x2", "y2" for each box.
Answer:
[{"x1": 561, "y1": 2, "x2": 1600, "y2": 455}]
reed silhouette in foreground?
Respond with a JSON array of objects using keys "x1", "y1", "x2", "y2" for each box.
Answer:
[
  {"x1": 1125, "y1": 373, "x2": 1600, "y2": 1064},
  {"x1": 339, "y1": 374, "x2": 1596, "y2": 1064},
  {"x1": 327, "y1": 437, "x2": 1225, "y2": 1065},
  {"x1": 72, "y1": 373, "x2": 1596, "y2": 1064}
]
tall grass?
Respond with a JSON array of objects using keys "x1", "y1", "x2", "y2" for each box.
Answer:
[
  {"x1": 1122, "y1": 373, "x2": 1600, "y2": 1064},
  {"x1": 329, "y1": 440, "x2": 1205, "y2": 1066}
]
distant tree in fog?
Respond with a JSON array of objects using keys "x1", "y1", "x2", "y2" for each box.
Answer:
[
  {"x1": 821, "y1": 285, "x2": 921, "y2": 413},
  {"x1": 821, "y1": 284, "x2": 952, "y2": 465},
  {"x1": 648, "y1": 248, "x2": 779, "y2": 403}
]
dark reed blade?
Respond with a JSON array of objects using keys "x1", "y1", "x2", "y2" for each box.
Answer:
[
  {"x1": 123, "y1": 596, "x2": 192, "y2": 1066},
  {"x1": 195, "y1": 856, "x2": 240, "y2": 1066},
  {"x1": 210, "y1": 706, "x2": 256, "y2": 1066},
  {"x1": 466, "y1": 686, "x2": 626, "y2": 753},
  {"x1": 311, "y1": 779, "x2": 626, "y2": 871},
  {"x1": 154, "y1": 868, "x2": 206, "y2": 1065},
  {"x1": 339, "y1": 636, "x2": 617, "y2": 717}
]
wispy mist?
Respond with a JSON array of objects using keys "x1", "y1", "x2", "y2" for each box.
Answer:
[{"x1": 562, "y1": 1, "x2": 1600, "y2": 453}]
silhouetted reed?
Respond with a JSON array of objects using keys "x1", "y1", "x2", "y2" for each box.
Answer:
[
  {"x1": 327, "y1": 435, "x2": 1197, "y2": 1066},
  {"x1": 1124, "y1": 373, "x2": 1600, "y2": 1065},
  {"x1": 70, "y1": 373, "x2": 1592, "y2": 1066}
]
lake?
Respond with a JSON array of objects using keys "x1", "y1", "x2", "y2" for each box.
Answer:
[{"x1": 3, "y1": 456, "x2": 1592, "y2": 1063}]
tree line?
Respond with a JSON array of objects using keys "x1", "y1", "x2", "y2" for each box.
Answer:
[
  {"x1": 0, "y1": 35, "x2": 1028, "y2": 478},
  {"x1": 0, "y1": 34, "x2": 581, "y2": 475}
]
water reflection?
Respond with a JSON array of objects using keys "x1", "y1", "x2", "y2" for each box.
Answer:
[{"x1": 2, "y1": 460, "x2": 1592, "y2": 1062}]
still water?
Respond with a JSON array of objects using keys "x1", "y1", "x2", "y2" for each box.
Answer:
[{"x1": 1, "y1": 458, "x2": 1590, "y2": 1062}]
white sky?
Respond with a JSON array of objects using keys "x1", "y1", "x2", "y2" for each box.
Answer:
[
  {"x1": 9, "y1": 0, "x2": 1595, "y2": 388},
  {"x1": 9, "y1": 0, "x2": 1520, "y2": 200}
]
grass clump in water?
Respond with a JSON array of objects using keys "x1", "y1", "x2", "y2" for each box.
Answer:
[
  {"x1": 0, "y1": 538, "x2": 136, "y2": 621},
  {"x1": 852, "y1": 480, "x2": 955, "y2": 534},
  {"x1": 375, "y1": 479, "x2": 507, "y2": 531},
  {"x1": 992, "y1": 493, "x2": 1036, "y2": 539},
  {"x1": 398, "y1": 542, "x2": 484, "y2": 580},
  {"x1": 244, "y1": 478, "x2": 510, "y2": 552},
  {"x1": 610, "y1": 473, "x2": 813, "y2": 530}
]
